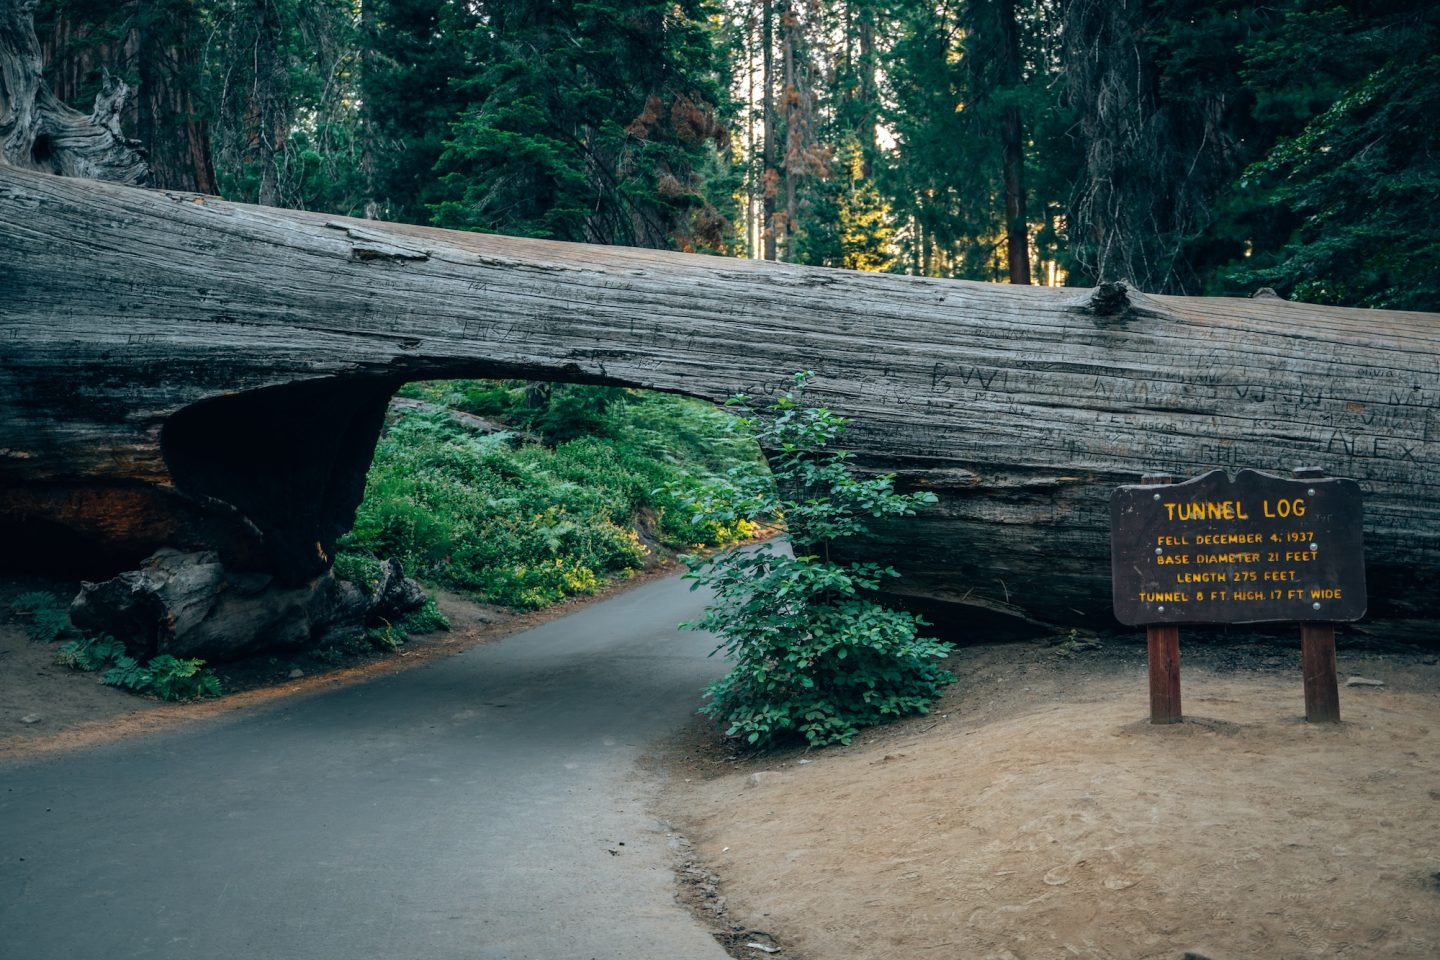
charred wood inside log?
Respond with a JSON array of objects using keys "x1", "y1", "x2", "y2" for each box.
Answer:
[{"x1": 160, "y1": 378, "x2": 401, "y2": 585}]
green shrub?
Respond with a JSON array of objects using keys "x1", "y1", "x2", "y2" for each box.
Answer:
[
  {"x1": 345, "y1": 384, "x2": 767, "y2": 610},
  {"x1": 677, "y1": 372, "x2": 952, "y2": 749},
  {"x1": 365, "y1": 626, "x2": 400, "y2": 651},
  {"x1": 397, "y1": 594, "x2": 450, "y2": 634},
  {"x1": 147, "y1": 655, "x2": 223, "y2": 701},
  {"x1": 102, "y1": 655, "x2": 154, "y2": 693},
  {"x1": 332, "y1": 551, "x2": 384, "y2": 595},
  {"x1": 313, "y1": 646, "x2": 346, "y2": 665}
]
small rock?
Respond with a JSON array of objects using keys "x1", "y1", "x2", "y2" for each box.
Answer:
[
  {"x1": 19, "y1": 714, "x2": 42, "y2": 725},
  {"x1": 1345, "y1": 676, "x2": 1385, "y2": 687},
  {"x1": 746, "y1": 944, "x2": 781, "y2": 955},
  {"x1": 288, "y1": 668, "x2": 305, "y2": 679},
  {"x1": 1181, "y1": 952, "x2": 1213, "y2": 960},
  {"x1": 747, "y1": 771, "x2": 783, "y2": 788}
]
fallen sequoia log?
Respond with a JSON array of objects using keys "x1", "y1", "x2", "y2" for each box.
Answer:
[{"x1": 3, "y1": 164, "x2": 1440, "y2": 653}]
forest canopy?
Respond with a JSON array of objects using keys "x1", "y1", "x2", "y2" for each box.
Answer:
[{"x1": 33, "y1": 0, "x2": 1439, "y2": 309}]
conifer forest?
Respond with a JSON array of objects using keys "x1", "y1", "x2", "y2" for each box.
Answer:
[{"x1": 30, "y1": 0, "x2": 1440, "y2": 309}]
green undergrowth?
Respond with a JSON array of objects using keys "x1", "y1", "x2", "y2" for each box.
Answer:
[
  {"x1": 337, "y1": 382, "x2": 769, "y2": 609},
  {"x1": 11, "y1": 593, "x2": 223, "y2": 702}
]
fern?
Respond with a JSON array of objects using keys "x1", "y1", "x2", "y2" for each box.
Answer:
[
  {"x1": 102, "y1": 655, "x2": 154, "y2": 692},
  {"x1": 56, "y1": 634, "x2": 127, "y2": 671},
  {"x1": 397, "y1": 595, "x2": 450, "y2": 635},
  {"x1": 10, "y1": 590, "x2": 60, "y2": 615},
  {"x1": 10, "y1": 591, "x2": 77, "y2": 643},
  {"x1": 26, "y1": 608, "x2": 74, "y2": 643},
  {"x1": 148, "y1": 655, "x2": 222, "y2": 701}
]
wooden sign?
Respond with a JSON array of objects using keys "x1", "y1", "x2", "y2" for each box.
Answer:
[{"x1": 1111, "y1": 468, "x2": 1366, "y2": 626}]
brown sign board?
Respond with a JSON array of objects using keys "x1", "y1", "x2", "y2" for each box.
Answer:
[{"x1": 1111, "y1": 469, "x2": 1366, "y2": 626}]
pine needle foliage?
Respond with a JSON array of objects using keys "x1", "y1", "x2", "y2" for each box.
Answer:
[{"x1": 675, "y1": 372, "x2": 952, "y2": 750}]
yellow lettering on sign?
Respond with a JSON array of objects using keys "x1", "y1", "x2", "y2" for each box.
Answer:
[{"x1": 1163, "y1": 500, "x2": 1251, "y2": 522}]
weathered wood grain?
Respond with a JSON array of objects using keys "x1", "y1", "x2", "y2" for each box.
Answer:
[
  {"x1": 3, "y1": 165, "x2": 1439, "y2": 632},
  {"x1": 0, "y1": 0, "x2": 147, "y2": 184}
]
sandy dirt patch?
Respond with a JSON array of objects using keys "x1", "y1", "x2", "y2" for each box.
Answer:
[{"x1": 666, "y1": 633, "x2": 1440, "y2": 960}]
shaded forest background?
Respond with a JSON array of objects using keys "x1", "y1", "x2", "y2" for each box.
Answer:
[{"x1": 36, "y1": 0, "x2": 1438, "y2": 308}]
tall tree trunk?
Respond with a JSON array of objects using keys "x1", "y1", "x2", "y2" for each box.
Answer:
[
  {"x1": 781, "y1": 0, "x2": 796, "y2": 259},
  {"x1": 997, "y1": 0, "x2": 1029, "y2": 285},
  {"x1": 135, "y1": 0, "x2": 216, "y2": 193},
  {"x1": 1062, "y1": 0, "x2": 1241, "y2": 293},
  {"x1": 358, "y1": 0, "x2": 379, "y2": 218},
  {"x1": 761, "y1": 0, "x2": 777, "y2": 261},
  {"x1": 252, "y1": 0, "x2": 287, "y2": 208},
  {"x1": 856, "y1": 0, "x2": 877, "y2": 179}
]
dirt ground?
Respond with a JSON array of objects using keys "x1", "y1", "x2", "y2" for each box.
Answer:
[{"x1": 662, "y1": 630, "x2": 1440, "y2": 960}]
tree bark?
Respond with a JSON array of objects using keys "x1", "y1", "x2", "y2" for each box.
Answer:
[
  {"x1": 761, "y1": 0, "x2": 777, "y2": 261},
  {"x1": 4, "y1": 165, "x2": 1440, "y2": 634},
  {"x1": 0, "y1": 0, "x2": 146, "y2": 183},
  {"x1": 996, "y1": 0, "x2": 1030, "y2": 286}
]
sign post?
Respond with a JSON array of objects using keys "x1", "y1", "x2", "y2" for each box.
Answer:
[
  {"x1": 1141, "y1": 473, "x2": 1182, "y2": 724},
  {"x1": 1111, "y1": 468, "x2": 1366, "y2": 724}
]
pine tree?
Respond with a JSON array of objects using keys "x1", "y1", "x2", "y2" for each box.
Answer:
[
  {"x1": 1062, "y1": 0, "x2": 1276, "y2": 294},
  {"x1": 360, "y1": 0, "x2": 476, "y2": 224},
  {"x1": 431, "y1": 0, "x2": 736, "y2": 250},
  {"x1": 1227, "y1": 1, "x2": 1440, "y2": 309}
]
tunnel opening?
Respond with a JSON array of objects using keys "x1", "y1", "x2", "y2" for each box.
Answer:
[
  {"x1": 333, "y1": 377, "x2": 773, "y2": 613},
  {"x1": 161, "y1": 376, "x2": 405, "y2": 585}
]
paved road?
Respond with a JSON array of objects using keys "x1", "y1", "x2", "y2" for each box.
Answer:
[{"x1": 1, "y1": 572, "x2": 734, "y2": 960}]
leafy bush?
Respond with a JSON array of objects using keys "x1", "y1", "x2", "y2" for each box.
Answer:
[
  {"x1": 331, "y1": 551, "x2": 384, "y2": 595},
  {"x1": 397, "y1": 594, "x2": 450, "y2": 635},
  {"x1": 676, "y1": 372, "x2": 953, "y2": 749},
  {"x1": 147, "y1": 655, "x2": 224, "y2": 701},
  {"x1": 344, "y1": 383, "x2": 769, "y2": 610},
  {"x1": 365, "y1": 623, "x2": 406, "y2": 652}
]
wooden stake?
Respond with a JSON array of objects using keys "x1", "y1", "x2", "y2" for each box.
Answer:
[
  {"x1": 1301, "y1": 623, "x2": 1341, "y2": 723},
  {"x1": 1147, "y1": 625, "x2": 1183, "y2": 724},
  {"x1": 1140, "y1": 473, "x2": 1182, "y2": 723},
  {"x1": 1290, "y1": 468, "x2": 1341, "y2": 723}
]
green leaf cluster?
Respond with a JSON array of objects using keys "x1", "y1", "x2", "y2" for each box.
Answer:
[
  {"x1": 15, "y1": 591, "x2": 222, "y2": 701},
  {"x1": 342, "y1": 383, "x2": 768, "y2": 610},
  {"x1": 10, "y1": 591, "x2": 78, "y2": 643},
  {"x1": 1228, "y1": 5, "x2": 1440, "y2": 310},
  {"x1": 678, "y1": 372, "x2": 951, "y2": 749},
  {"x1": 56, "y1": 635, "x2": 223, "y2": 702}
]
